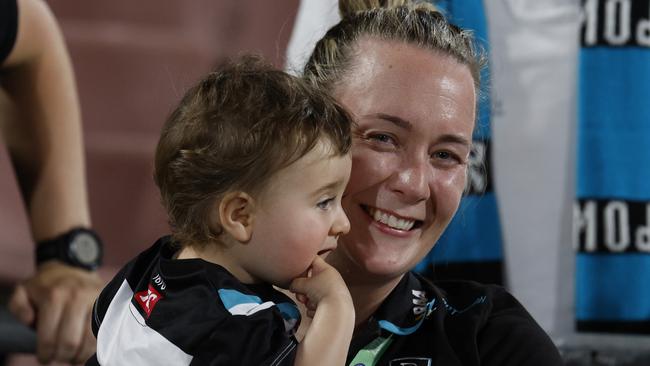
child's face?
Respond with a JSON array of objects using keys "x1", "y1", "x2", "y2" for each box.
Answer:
[{"x1": 241, "y1": 139, "x2": 351, "y2": 288}]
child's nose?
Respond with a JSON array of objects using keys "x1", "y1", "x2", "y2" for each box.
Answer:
[{"x1": 332, "y1": 207, "x2": 350, "y2": 236}]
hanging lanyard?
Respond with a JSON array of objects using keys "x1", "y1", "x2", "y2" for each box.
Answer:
[{"x1": 348, "y1": 335, "x2": 393, "y2": 366}]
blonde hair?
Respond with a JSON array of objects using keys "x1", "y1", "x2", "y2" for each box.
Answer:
[{"x1": 303, "y1": 0, "x2": 485, "y2": 92}]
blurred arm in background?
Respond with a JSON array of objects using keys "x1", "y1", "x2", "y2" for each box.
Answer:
[{"x1": 1, "y1": 0, "x2": 102, "y2": 363}]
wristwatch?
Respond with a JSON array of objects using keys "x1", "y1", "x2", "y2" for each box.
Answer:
[{"x1": 36, "y1": 227, "x2": 103, "y2": 271}]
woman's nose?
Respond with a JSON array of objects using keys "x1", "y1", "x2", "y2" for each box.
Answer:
[{"x1": 387, "y1": 157, "x2": 430, "y2": 203}]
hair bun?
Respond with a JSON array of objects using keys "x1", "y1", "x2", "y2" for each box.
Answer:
[
  {"x1": 338, "y1": 0, "x2": 436, "y2": 18},
  {"x1": 339, "y1": 0, "x2": 404, "y2": 17}
]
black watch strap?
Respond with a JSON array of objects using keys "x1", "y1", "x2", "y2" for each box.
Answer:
[
  {"x1": 36, "y1": 227, "x2": 103, "y2": 271},
  {"x1": 36, "y1": 238, "x2": 64, "y2": 264}
]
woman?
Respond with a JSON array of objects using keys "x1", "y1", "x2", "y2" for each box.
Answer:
[
  {"x1": 298, "y1": 1, "x2": 564, "y2": 365},
  {"x1": 2, "y1": 0, "x2": 102, "y2": 363}
]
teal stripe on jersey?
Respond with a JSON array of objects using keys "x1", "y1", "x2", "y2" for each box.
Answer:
[{"x1": 218, "y1": 289, "x2": 262, "y2": 308}]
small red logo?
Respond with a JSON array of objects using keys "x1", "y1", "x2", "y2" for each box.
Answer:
[{"x1": 135, "y1": 284, "x2": 163, "y2": 318}]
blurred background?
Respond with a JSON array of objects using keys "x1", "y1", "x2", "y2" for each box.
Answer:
[
  {"x1": 1, "y1": 0, "x2": 650, "y2": 365},
  {"x1": 0, "y1": 1, "x2": 298, "y2": 364},
  {"x1": 0, "y1": 0, "x2": 299, "y2": 280}
]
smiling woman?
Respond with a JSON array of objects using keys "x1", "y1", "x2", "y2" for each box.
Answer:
[
  {"x1": 329, "y1": 38, "x2": 475, "y2": 282},
  {"x1": 297, "y1": 1, "x2": 565, "y2": 365}
]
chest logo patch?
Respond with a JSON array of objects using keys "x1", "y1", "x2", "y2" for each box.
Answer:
[
  {"x1": 135, "y1": 284, "x2": 163, "y2": 318},
  {"x1": 389, "y1": 357, "x2": 432, "y2": 366},
  {"x1": 412, "y1": 290, "x2": 431, "y2": 320}
]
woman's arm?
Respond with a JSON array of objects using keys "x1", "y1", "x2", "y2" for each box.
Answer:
[{"x1": 2, "y1": 0, "x2": 102, "y2": 363}]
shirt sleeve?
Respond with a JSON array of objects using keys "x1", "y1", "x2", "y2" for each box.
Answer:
[
  {"x1": 477, "y1": 286, "x2": 564, "y2": 366},
  {"x1": 0, "y1": 0, "x2": 18, "y2": 65}
]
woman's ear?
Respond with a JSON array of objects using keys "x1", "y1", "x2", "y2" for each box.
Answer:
[{"x1": 217, "y1": 191, "x2": 255, "y2": 242}]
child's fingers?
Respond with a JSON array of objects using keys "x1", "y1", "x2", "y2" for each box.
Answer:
[
  {"x1": 305, "y1": 300, "x2": 317, "y2": 312},
  {"x1": 289, "y1": 276, "x2": 309, "y2": 294},
  {"x1": 309, "y1": 256, "x2": 331, "y2": 275},
  {"x1": 295, "y1": 293, "x2": 307, "y2": 304}
]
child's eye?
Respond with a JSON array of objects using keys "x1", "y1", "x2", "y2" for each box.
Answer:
[{"x1": 317, "y1": 197, "x2": 335, "y2": 210}]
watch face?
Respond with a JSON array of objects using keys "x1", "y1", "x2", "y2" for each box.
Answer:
[{"x1": 70, "y1": 233, "x2": 101, "y2": 265}]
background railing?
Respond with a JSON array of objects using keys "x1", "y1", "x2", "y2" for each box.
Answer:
[
  {"x1": 0, "y1": 307, "x2": 36, "y2": 355},
  {"x1": 560, "y1": 345, "x2": 650, "y2": 366}
]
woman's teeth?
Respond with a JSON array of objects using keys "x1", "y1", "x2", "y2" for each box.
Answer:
[{"x1": 367, "y1": 207, "x2": 415, "y2": 231}]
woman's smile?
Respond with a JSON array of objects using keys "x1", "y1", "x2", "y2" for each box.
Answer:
[{"x1": 362, "y1": 205, "x2": 422, "y2": 233}]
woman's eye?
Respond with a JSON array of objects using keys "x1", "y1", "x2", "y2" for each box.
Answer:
[
  {"x1": 432, "y1": 151, "x2": 461, "y2": 163},
  {"x1": 317, "y1": 197, "x2": 334, "y2": 210},
  {"x1": 366, "y1": 132, "x2": 396, "y2": 146}
]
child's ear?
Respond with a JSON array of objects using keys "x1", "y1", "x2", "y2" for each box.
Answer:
[{"x1": 217, "y1": 191, "x2": 255, "y2": 242}]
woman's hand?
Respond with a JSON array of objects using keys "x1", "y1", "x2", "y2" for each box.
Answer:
[{"x1": 9, "y1": 261, "x2": 103, "y2": 364}]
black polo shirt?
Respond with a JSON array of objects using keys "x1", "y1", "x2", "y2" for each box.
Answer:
[{"x1": 347, "y1": 272, "x2": 563, "y2": 366}]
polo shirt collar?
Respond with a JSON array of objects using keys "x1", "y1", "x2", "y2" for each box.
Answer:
[{"x1": 372, "y1": 272, "x2": 438, "y2": 336}]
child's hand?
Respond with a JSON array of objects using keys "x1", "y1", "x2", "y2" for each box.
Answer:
[
  {"x1": 289, "y1": 256, "x2": 352, "y2": 318},
  {"x1": 290, "y1": 257, "x2": 355, "y2": 366}
]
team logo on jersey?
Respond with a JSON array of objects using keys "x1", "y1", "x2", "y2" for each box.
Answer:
[
  {"x1": 389, "y1": 357, "x2": 432, "y2": 366},
  {"x1": 135, "y1": 284, "x2": 163, "y2": 318},
  {"x1": 152, "y1": 273, "x2": 167, "y2": 290},
  {"x1": 412, "y1": 290, "x2": 432, "y2": 320}
]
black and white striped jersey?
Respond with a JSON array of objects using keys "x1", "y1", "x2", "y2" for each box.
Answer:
[{"x1": 87, "y1": 236, "x2": 300, "y2": 366}]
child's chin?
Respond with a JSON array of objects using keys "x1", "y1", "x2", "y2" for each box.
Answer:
[
  {"x1": 275, "y1": 276, "x2": 299, "y2": 290},
  {"x1": 275, "y1": 274, "x2": 303, "y2": 291}
]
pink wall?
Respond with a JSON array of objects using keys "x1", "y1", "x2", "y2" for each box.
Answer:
[
  {"x1": 3, "y1": 1, "x2": 299, "y2": 364},
  {"x1": 1, "y1": 0, "x2": 299, "y2": 279}
]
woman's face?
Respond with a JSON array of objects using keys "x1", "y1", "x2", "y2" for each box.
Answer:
[{"x1": 329, "y1": 38, "x2": 476, "y2": 282}]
